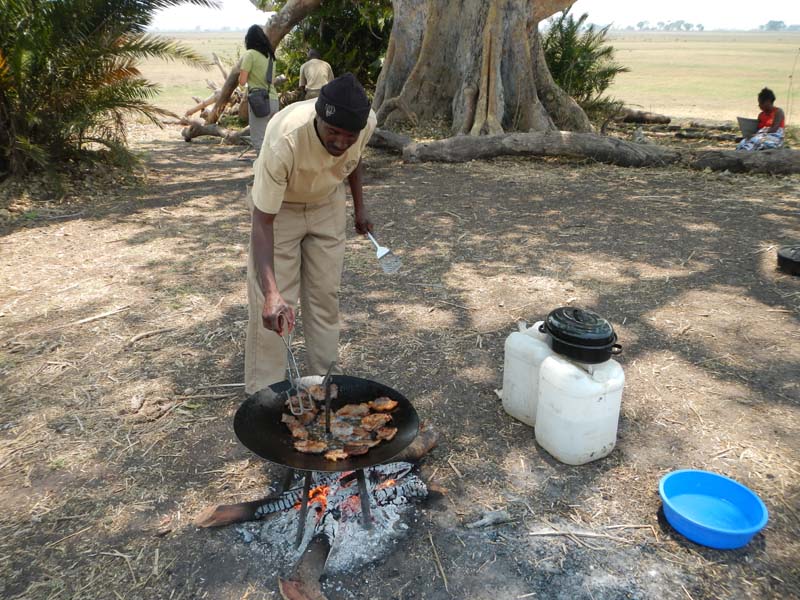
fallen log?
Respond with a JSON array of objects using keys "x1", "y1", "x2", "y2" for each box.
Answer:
[
  {"x1": 686, "y1": 119, "x2": 738, "y2": 132},
  {"x1": 396, "y1": 130, "x2": 800, "y2": 174},
  {"x1": 404, "y1": 131, "x2": 682, "y2": 168},
  {"x1": 675, "y1": 131, "x2": 738, "y2": 142},
  {"x1": 179, "y1": 118, "x2": 249, "y2": 145},
  {"x1": 184, "y1": 91, "x2": 221, "y2": 118},
  {"x1": 367, "y1": 128, "x2": 412, "y2": 154},
  {"x1": 689, "y1": 148, "x2": 800, "y2": 175},
  {"x1": 211, "y1": 52, "x2": 228, "y2": 81},
  {"x1": 618, "y1": 107, "x2": 671, "y2": 124}
]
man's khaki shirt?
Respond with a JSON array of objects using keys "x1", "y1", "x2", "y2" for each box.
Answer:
[
  {"x1": 252, "y1": 100, "x2": 377, "y2": 215},
  {"x1": 299, "y1": 58, "x2": 334, "y2": 91}
]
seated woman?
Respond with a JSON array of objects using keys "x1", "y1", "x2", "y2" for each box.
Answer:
[{"x1": 737, "y1": 87, "x2": 786, "y2": 151}]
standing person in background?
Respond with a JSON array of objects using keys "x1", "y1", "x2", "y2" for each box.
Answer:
[
  {"x1": 239, "y1": 25, "x2": 279, "y2": 156},
  {"x1": 299, "y1": 49, "x2": 334, "y2": 100}
]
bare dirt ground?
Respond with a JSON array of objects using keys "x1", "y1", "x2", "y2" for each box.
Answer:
[{"x1": 1, "y1": 124, "x2": 798, "y2": 600}]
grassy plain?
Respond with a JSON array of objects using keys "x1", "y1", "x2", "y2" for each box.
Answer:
[
  {"x1": 139, "y1": 31, "x2": 800, "y2": 123},
  {"x1": 608, "y1": 32, "x2": 800, "y2": 122},
  {"x1": 140, "y1": 32, "x2": 244, "y2": 114}
]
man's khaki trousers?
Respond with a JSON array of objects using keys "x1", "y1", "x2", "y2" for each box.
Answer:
[{"x1": 245, "y1": 185, "x2": 346, "y2": 394}]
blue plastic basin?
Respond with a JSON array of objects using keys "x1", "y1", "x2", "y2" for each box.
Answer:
[{"x1": 659, "y1": 470, "x2": 768, "y2": 550}]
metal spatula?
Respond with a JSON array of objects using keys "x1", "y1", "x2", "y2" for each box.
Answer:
[{"x1": 366, "y1": 232, "x2": 402, "y2": 274}]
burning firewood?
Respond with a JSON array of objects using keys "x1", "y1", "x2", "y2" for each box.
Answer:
[
  {"x1": 392, "y1": 421, "x2": 438, "y2": 463},
  {"x1": 277, "y1": 578, "x2": 327, "y2": 600},
  {"x1": 194, "y1": 500, "x2": 261, "y2": 528}
]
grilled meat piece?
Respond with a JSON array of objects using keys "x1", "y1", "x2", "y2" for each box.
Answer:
[
  {"x1": 304, "y1": 384, "x2": 326, "y2": 402},
  {"x1": 284, "y1": 392, "x2": 314, "y2": 411},
  {"x1": 376, "y1": 426, "x2": 398, "y2": 441},
  {"x1": 297, "y1": 407, "x2": 318, "y2": 426},
  {"x1": 324, "y1": 448, "x2": 349, "y2": 461},
  {"x1": 281, "y1": 413, "x2": 309, "y2": 440},
  {"x1": 306, "y1": 383, "x2": 339, "y2": 401},
  {"x1": 347, "y1": 427, "x2": 374, "y2": 442},
  {"x1": 335, "y1": 403, "x2": 370, "y2": 418},
  {"x1": 368, "y1": 396, "x2": 398, "y2": 412},
  {"x1": 361, "y1": 413, "x2": 393, "y2": 431},
  {"x1": 294, "y1": 439, "x2": 327, "y2": 454},
  {"x1": 342, "y1": 443, "x2": 371, "y2": 456},
  {"x1": 330, "y1": 418, "x2": 355, "y2": 438}
]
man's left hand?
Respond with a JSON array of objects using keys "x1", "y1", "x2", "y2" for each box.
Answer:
[{"x1": 354, "y1": 210, "x2": 373, "y2": 235}]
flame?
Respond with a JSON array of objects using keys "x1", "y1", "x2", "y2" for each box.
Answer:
[
  {"x1": 294, "y1": 485, "x2": 330, "y2": 517},
  {"x1": 376, "y1": 478, "x2": 397, "y2": 490}
]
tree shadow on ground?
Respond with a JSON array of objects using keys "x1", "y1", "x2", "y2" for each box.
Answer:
[{"x1": 1, "y1": 138, "x2": 798, "y2": 599}]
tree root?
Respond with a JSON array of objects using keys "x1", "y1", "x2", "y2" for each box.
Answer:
[
  {"x1": 385, "y1": 130, "x2": 800, "y2": 174},
  {"x1": 404, "y1": 131, "x2": 680, "y2": 167},
  {"x1": 367, "y1": 128, "x2": 412, "y2": 154},
  {"x1": 376, "y1": 96, "x2": 418, "y2": 129}
]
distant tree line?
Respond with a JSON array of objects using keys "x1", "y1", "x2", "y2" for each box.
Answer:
[
  {"x1": 630, "y1": 20, "x2": 800, "y2": 32},
  {"x1": 634, "y1": 21, "x2": 703, "y2": 32},
  {"x1": 759, "y1": 21, "x2": 800, "y2": 32}
]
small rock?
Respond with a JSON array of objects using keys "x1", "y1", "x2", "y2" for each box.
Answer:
[{"x1": 182, "y1": 387, "x2": 195, "y2": 396}]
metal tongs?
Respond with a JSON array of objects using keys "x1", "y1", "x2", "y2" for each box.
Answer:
[{"x1": 277, "y1": 315, "x2": 313, "y2": 416}]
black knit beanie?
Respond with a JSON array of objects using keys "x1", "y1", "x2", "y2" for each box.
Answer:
[{"x1": 315, "y1": 73, "x2": 371, "y2": 133}]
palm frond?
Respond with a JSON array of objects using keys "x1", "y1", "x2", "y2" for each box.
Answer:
[
  {"x1": 543, "y1": 8, "x2": 629, "y2": 111},
  {"x1": 1, "y1": 0, "x2": 221, "y2": 173}
]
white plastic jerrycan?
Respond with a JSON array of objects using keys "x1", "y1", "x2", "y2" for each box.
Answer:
[
  {"x1": 501, "y1": 321, "x2": 553, "y2": 427},
  {"x1": 535, "y1": 354, "x2": 625, "y2": 465}
]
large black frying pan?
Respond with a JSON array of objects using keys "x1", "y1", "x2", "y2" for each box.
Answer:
[{"x1": 234, "y1": 375, "x2": 419, "y2": 473}]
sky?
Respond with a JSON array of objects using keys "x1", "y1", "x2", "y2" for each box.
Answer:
[{"x1": 148, "y1": 0, "x2": 800, "y2": 32}]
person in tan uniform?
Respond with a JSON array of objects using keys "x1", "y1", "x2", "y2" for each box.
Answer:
[
  {"x1": 298, "y1": 49, "x2": 334, "y2": 100},
  {"x1": 245, "y1": 73, "x2": 377, "y2": 394}
]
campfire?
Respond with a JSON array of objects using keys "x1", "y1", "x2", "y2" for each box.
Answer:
[
  {"x1": 242, "y1": 462, "x2": 428, "y2": 573},
  {"x1": 195, "y1": 375, "x2": 438, "y2": 581}
]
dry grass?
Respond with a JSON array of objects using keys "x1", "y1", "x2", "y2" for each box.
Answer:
[{"x1": 607, "y1": 31, "x2": 800, "y2": 122}]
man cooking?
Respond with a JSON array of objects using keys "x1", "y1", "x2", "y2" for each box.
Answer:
[{"x1": 245, "y1": 73, "x2": 377, "y2": 395}]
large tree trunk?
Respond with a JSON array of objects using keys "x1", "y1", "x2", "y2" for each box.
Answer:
[
  {"x1": 207, "y1": 0, "x2": 586, "y2": 136},
  {"x1": 374, "y1": 0, "x2": 591, "y2": 135}
]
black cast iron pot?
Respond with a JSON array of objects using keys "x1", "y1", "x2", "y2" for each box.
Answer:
[
  {"x1": 539, "y1": 307, "x2": 622, "y2": 364},
  {"x1": 777, "y1": 245, "x2": 800, "y2": 276}
]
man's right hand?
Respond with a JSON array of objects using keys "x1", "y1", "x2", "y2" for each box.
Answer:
[{"x1": 262, "y1": 293, "x2": 295, "y2": 336}]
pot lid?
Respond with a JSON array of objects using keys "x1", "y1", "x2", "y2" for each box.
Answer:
[{"x1": 544, "y1": 307, "x2": 615, "y2": 347}]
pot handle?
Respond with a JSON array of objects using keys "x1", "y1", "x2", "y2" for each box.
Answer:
[{"x1": 610, "y1": 344, "x2": 623, "y2": 355}]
